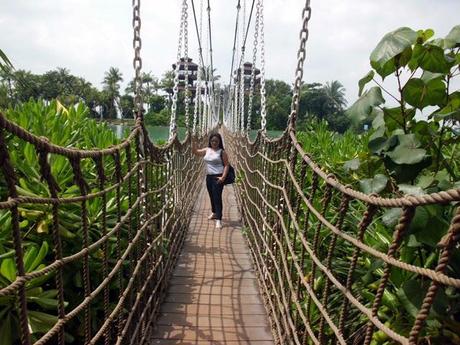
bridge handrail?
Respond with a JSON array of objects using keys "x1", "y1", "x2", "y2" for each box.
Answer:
[
  {"x1": 226, "y1": 126, "x2": 460, "y2": 345},
  {"x1": 0, "y1": 110, "x2": 205, "y2": 345},
  {"x1": 290, "y1": 130, "x2": 460, "y2": 207}
]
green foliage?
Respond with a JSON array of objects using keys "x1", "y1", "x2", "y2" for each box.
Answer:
[
  {"x1": 0, "y1": 100, "x2": 124, "y2": 343},
  {"x1": 0, "y1": 67, "x2": 102, "y2": 117},
  {"x1": 145, "y1": 107, "x2": 171, "y2": 126},
  {"x1": 333, "y1": 25, "x2": 460, "y2": 343},
  {"x1": 148, "y1": 94, "x2": 167, "y2": 113},
  {"x1": 264, "y1": 79, "x2": 292, "y2": 130},
  {"x1": 102, "y1": 67, "x2": 123, "y2": 119},
  {"x1": 299, "y1": 81, "x2": 351, "y2": 133},
  {"x1": 297, "y1": 119, "x2": 368, "y2": 179},
  {"x1": 370, "y1": 27, "x2": 418, "y2": 78},
  {"x1": 347, "y1": 25, "x2": 460, "y2": 185}
]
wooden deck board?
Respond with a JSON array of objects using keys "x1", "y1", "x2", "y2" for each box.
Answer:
[{"x1": 152, "y1": 184, "x2": 274, "y2": 344}]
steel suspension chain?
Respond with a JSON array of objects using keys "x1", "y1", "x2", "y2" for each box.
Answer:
[
  {"x1": 247, "y1": 0, "x2": 260, "y2": 133},
  {"x1": 192, "y1": 0, "x2": 203, "y2": 135},
  {"x1": 288, "y1": 0, "x2": 312, "y2": 132},
  {"x1": 259, "y1": 0, "x2": 267, "y2": 133},
  {"x1": 183, "y1": 1, "x2": 191, "y2": 131},
  {"x1": 132, "y1": 0, "x2": 143, "y2": 117},
  {"x1": 170, "y1": 0, "x2": 187, "y2": 140},
  {"x1": 239, "y1": 0, "x2": 246, "y2": 132},
  {"x1": 131, "y1": 0, "x2": 148, "y2": 232}
]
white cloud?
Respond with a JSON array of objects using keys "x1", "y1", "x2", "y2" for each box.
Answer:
[{"x1": 1, "y1": 0, "x2": 459, "y2": 104}]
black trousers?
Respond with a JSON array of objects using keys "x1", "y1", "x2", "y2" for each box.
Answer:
[{"x1": 206, "y1": 174, "x2": 224, "y2": 220}]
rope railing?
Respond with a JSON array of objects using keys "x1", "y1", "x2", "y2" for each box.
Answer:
[
  {"x1": 224, "y1": 127, "x2": 460, "y2": 345},
  {"x1": 0, "y1": 112, "x2": 205, "y2": 345}
]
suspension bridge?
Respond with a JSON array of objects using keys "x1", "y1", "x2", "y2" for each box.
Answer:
[{"x1": 1, "y1": 0, "x2": 459, "y2": 345}]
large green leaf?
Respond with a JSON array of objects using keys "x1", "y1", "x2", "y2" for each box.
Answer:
[
  {"x1": 371, "y1": 109, "x2": 385, "y2": 129},
  {"x1": 416, "y1": 29, "x2": 434, "y2": 43},
  {"x1": 23, "y1": 246, "x2": 38, "y2": 273},
  {"x1": 343, "y1": 158, "x2": 360, "y2": 172},
  {"x1": 386, "y1": 134, "x2": 427, "y2": 165},
  {"x1": 420, "y1": 71, "x2": 444, "y2": 82},
  {"x1": 368, "y1": 136, "x2": 388, "y2": 154},
  {"x1": 403, "y1": 78, "x2": 446, "y2": 109},
  {"x1": 444, "y1": 25, "x2": 460, "y2": 48},
  {"x1": 383, "y1": 154, "x2": 432, "y2": 183},
  {"x1": 397, "y1": 280, "x2": 424, "y2": 318},
  {"x1": 346, "y1": 87, "x2": 385, "y2": 124},
  {"x1": 29, "y1": 242, "x2": 48, "y2": 273},
  {"x1": 383, "y1": 107, "x2": 416, "y2": 131},
  {"x1": 370, "y1": 27, "x2": 418, "y2": 75},
  {"x1": 417, "y1": 44, "x2": 452, "y2": 73},
  {"x1": 372, "y1": 58, "x2": 397, "y2": 79},
  {"x1": 0, "y1": 259, "x2": 16, "y2": 282},
  {"x1": 358, "y1": 70, "x2": 374, "y2": 96},
  {"x1": 359, "y1": 174, "x2": 388, "y2": 194},
  {"x1": 368, "y1": 130, "x2": 400, "y2": 155},
  {"x1": 433, "y1": 91, "x2": 460, "y2": 120},
  {"x1": 387, "y1": 145, "x2": 426, "y2": 164},
  {"x1": 390, "y1": 133, "x2": 423, "y2": 153},
  {"x1": 408, "y1": 205, "x2": 449, "y2": 246},
  {"x1": 408, "y1": 43, "x2": 424, "y2": 70},
  {"x1": 27, "y1": 310, "x2": 58, "y2": 334},
  {"x1": 382, "y1": 208, "x2": 403, "y2": 227},
  {"x1": 28, "y1": 289, "x2": 60, "y2": 309}
]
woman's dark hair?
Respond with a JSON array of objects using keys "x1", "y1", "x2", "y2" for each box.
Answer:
[{"x1": 208, "y1": 132, "x2": 225, "y2": 150}]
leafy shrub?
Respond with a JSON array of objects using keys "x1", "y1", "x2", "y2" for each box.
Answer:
[{"x1": 0, "y1": 100, "x2": 128, "y2": 344}]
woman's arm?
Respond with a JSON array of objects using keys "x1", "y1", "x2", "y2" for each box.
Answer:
[
  {"x1": 192, "y1": 139, "x2": 207, "y2": 156},
  {"x1": 217, "y1": 150, "x2": 230, "y2": 184}
]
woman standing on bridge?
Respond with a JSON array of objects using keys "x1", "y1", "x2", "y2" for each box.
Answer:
[{"x1": 192, "y1": 133, "x2": 230, "y2": 229}]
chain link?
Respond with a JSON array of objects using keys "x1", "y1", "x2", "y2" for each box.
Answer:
[
  {"x1": 288, "y1": 0, "x2": 312, "y2": 132},
  {"x1": 183, "y1": 1, "x2": 191, "y2": 131},
  {"x1": 203, "y1": 81, "x2": 208, "y2": 135},
  {"x1": 193, "y1": 0, "x2": 204, "y2": 135},
  {"x1": 170, "y1": 0, "x2": 187, "y2": 140},
  {"x1": 192, "y1": 76, "x2": 201, "y2": 135},
  {"x1": 202, "y1": 3, "x2": 210, "y2": 135},
  {"x1": 131, "y1": 0, "x2": 148, "y2": 231},
  {"x1": 259, "y1": 0, "x2": 267, "y2": 133},
  {"x1": 132, "y1": 0, "x2": 143, "y2": 116},
  {"x1": 239, "y1": 0, "x2": 246, "y2": 132},
  {"x1": 247, "y1": 0, "x2": 260, "y2": 132}
]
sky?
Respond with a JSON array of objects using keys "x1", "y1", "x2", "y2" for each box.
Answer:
[{"x1": 1, "y1": 0, "x2": 459, "y2": 106}]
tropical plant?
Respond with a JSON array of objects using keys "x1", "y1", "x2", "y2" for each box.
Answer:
[
  {"x1": 102, "y1": 67, "x2": 123, "y2": 119},
  {"x1": 324, "y1": 80, "x2": 347, "y2": 111},
  {"x1": 298, "y1": 81, "x2": 351, "y2": 132},
  {"x1": 335, "y1": 25, "x2": 460, "y2": 343},
  {"x1": 0, "y1": 100, "x2": 127, "y2": 343},
  {"x1": 347, "y1": 25, "x2": 460, "y2": 188}
]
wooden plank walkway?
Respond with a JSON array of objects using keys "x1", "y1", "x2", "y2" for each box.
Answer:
[{"x1": 151, "y1": 184, "x2": 274, "y2": 345}]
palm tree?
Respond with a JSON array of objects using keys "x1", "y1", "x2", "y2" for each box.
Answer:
[
  {"x1": 102, "y1": 67, "x2": 123, "y2": 119},
  {"x1": 324, "y1": 80, "x2": 347, "y2": 111},
  {"x1": 199, "y1": 66, "x2": 221, "y2": 83}
]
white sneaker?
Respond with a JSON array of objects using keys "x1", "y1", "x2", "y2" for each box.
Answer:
[
  {"x1": 208, "y1": 213, "x2": 216, "y2": 220},
  {"x1": 215, "y1": 220, "x2": 222, "y2": 229}
]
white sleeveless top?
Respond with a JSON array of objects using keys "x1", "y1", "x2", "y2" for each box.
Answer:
[{"x1": 204, "y1": 148, "x2": 224, "y2": 175}]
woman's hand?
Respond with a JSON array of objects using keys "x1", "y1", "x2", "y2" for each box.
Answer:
[{"x1": 217, "y1": 177, "x2": 225, "y2": 184}]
